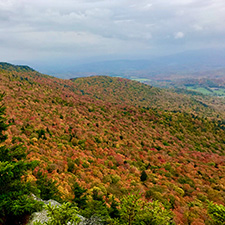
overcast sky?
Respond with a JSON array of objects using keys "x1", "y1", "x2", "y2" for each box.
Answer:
[{"x1": 0, "y1": 0, "x2": 225, "y2": 67}]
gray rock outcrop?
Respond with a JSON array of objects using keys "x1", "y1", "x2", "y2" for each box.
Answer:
[
  {"x1": 27, "y1": 195, "x2": 85, "y2": 225},
  {"x1": 27, "y1": 195, "x2": 102, "y2": 225}
]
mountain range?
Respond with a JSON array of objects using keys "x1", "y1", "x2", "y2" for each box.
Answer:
[
  {"x1": 26, "y1": 48, "x2": 225, "y2": 80},
  {"x1": 1, "y1": 62, "x2": 225, "y2": 224}
]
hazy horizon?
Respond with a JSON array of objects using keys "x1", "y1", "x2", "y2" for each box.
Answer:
[{"x1": 0, "y1": 0, "x2": 225, "y2": 74}]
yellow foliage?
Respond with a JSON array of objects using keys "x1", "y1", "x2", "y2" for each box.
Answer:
[{"x1": 32, "y1": 137, "x2": 38, "y2": 142}]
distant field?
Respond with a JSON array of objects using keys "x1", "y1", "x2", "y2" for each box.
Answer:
[
  {"x1": 127, "y1": 76, "x2": 225, "y2": 97},
  {"x1": 131, "y1": 78, "x2": 152, "y2": 82},
  {"x1": 186, "y1": 86, "x2": 225, "y2": 97}
]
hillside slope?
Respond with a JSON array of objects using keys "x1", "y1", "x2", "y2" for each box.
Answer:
[
  {"x1": 1, "y1": 63, "x2": 225, "y2": 224},
  {"x1": 71, "y1": 76, "x2": 225, "y2": 118}
]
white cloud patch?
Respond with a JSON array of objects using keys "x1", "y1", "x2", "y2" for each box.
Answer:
[
  {"x1": 192, "y1": 24, "x2": 203, "y2": 31},
  {"x1": 174, "y1": 32, "x2": 185, "y2": 39}
]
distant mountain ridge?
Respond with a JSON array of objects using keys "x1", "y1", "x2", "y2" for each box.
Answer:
[
  {"x1": 0, "y1": 62, "x2": 35, "y2": 72},
  {"x1": 39, "y1": 48, "x2": 225, "y2": 79}
]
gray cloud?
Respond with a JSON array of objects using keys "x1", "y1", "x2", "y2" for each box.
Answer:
[{"x1": 0, "y1": 0, "x2": 224, "y2": 64}]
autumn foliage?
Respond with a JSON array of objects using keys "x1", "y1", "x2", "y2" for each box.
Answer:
[{"x1": 1, "y1": 63, "x2": 225, "y2": 224}]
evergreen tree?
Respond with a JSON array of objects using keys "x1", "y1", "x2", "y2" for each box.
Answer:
[
  {"x1": 109, "y1": 196, "x2": 120, "y2": 219},
  {"x1": 81, "y1": 188, "x2": 110, "y2": 223},
  {"x1": 35, "y1": 170, "x2": 61, "y2": 202},
  {"x1": 140, "y1": 170, "x2": 148, "y2": 182},
  {"x1": 117, "y1": 194, "x2": 174, "y2": 225},
  {"x1": 72, "y1": 182, "x2": 87, "y2": 209},
  {"x1": 119, "y1": 194, "x2": 143, "y2": 225}
]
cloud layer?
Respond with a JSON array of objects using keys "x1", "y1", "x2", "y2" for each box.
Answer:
[{"x1": 0, "y1": 0, "x2": 224, "y2": 64}]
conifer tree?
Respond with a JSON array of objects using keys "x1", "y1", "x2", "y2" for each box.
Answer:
[
  {"x1": 140, "y1": 170, "x2": 148, "y2": 182},
  {"x1": 72, "y1": 182, "x2": 87, "y2": 209}
]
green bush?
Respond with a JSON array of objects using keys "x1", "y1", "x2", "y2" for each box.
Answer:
[
  {"x1": 34, "y1": 202, "x2": 80, "y2": 225},
  {"x1": 35, "y1": 170, "x2": 61, "y2": 202},
  {"x1": 116, "y1": 194, "x2": 174, "y2": 225}
]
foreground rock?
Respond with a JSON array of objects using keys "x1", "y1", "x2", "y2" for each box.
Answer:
[{"x1": 27, "y1": 195, "x2": 102, "y2": 225}]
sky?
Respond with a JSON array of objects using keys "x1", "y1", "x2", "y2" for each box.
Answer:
[{"x1": 0, "y1": 0, "x2": 225, "y2": 70}]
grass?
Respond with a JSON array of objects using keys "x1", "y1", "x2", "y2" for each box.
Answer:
[{"x1": 186, "y1": 86, "x2": 225, "y2": 97}]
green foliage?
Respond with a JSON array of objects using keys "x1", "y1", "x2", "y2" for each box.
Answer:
[
  {"x1": 116, "y1": 194, "x2": 174, "y2": 225},
  {"x1": 178, "y1": 176, "x2": 195, "y2": 188},
  {"x1": 35, "y1": 170, "x2": 61, "y2": 202},
  {"x1": 81, "y1": 188, "x2": 110, "y2": 223},
  {"x1": 140, "y1": 170, "x2": 148, "y2": 182},
  {"x1": 5, "y1": 195, "x2": 42, "y2": 216},
  {"x1": 119, "y1": 194, "x2": 143, "y2": 225},
  {"x1": 72, "y1": 182, "x2": 87, "y2": 209},
  {"x1": 34, "y1": 202, "x2": 80, "y2": 225},
  {"x1": 81, "y1": 199, "x2": 110, "y2": 223},
  {"x1": 67, "y1": 159, "x2": 75, "y2": 173},
  {"x1": 37, "y1": 129, "x2": 46, "y2": 140},
  {"x1": 208, "y1": 201, "x2": 225, "y2": 224},
  {"x1": 0, "y1": 62, "x2": 34, "y2": 72},
  {"x1": 109, "y1": 197, "x2": 120, "y2": 219},
  {"x1": 138, "y1": 201, "x2": 174, "y2": 225}
]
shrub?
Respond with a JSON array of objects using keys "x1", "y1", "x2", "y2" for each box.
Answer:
[{"x1": 34, "y1": 202, "x2": 80, "y2": 225}]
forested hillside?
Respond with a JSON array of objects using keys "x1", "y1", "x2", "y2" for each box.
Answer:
[
  {"x1": 71, "y1": 76, "x2": 225, "y2": 118},
  {"x1": 145, "y1": 76, "x2": 225, "y2": 97},
  {"x1": 1, "y1": 63, "x2": 225, "y2": 224}
]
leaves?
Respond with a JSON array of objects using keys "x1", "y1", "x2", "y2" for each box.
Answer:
[
  {"x1": 208, "y1": 202, "x2": 225, "y2": 224},
  {"x1": 117, "y1": 194, "x2": 174, "y2": 225},
  {"x1": 34, "y1": 202, "x2": 80, "y2": 225}
]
